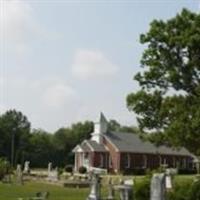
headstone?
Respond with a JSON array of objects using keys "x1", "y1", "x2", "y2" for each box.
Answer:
[
  {"x1": 165, "y1": 169, "x2": 173, "y2": 190},
  {"x1": 124, "y1": 179, "x2": 134, "y2": 186},
  {"x1": 16, "y1": 164, "x2": 23, "y2": 185},
  {"x1": 87, "y1": 171, "x2": 101, "y2": 200},
  {"x1": 165, "y1": 175, "x2": 172, "y2": 189},
  {"x1": 150, "y1": 173, "x2": 166, "y2": 200},
  {"x1": 48, "y1": 167, "x2": 58, "y2": 182},
  {"x1": 194, "y1": 157, "x2": 200, "y2": 174},
  {"x1": 47, "y1": 162, "x2": 52, "y2": 177},
  {"x1": 114, "y1": 179, "x2": 133, "y2": 200},
  {"x1": 23, "y1": 161, "x2": 30, "y2": 174},
  {"x1": 107, "y1": 178, "x2": 114, "y2": 200}
]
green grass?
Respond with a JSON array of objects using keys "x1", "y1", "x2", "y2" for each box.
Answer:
[
  {"x1": 0, "y1": 175, "x2": 196, "y2": 200},
  {"x1": 0, "y1": 182, "x2": 89, "y2": 200}
]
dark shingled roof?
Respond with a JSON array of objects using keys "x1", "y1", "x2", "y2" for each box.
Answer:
[
  {"x1": 105, "y1": 132, "x2": 192, "y2": 156},
  {"x1": 80, "y1": 142, "x2": 91, "y2": 152},
  {"x1": 87, "y1": 140, "x2": 108, "y2": 152}
]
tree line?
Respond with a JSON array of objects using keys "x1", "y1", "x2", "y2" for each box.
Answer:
[{"x1": 0, "y1": 109, "x2": 138, "y2": 168}]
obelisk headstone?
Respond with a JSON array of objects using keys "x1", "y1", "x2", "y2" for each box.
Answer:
[
  {"x1": 150, "y1": 173, "x2": 166, "y2": 200},
  {"x1": 87, "y1": 172, "x2": 101, "y2": 200},
  {"x1": 48, "y1": 162, "x2": 52, "y2": 176},
  {"x1": 23, "y1": 161, "x2": 30, "y2": 174},
  {"x1": 16, "y1": 164, "x2": 23, "y2": 185}
]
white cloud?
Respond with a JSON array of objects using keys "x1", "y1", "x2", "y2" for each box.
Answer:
[
  {"x1": 1, "y1": 0, "x2": 58, "y2": 60},
  {"x1": 42, "y1": 83, "x2": 78, "y2": 109},
  {"x1": 71, "y1": 49, "x2": 119, "y2": 79},
  {"x1": 1, "y1": 0, "x2": 33, "y2": 42}
]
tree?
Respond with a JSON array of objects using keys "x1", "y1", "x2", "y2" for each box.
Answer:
[
  {"x1": 108, "y1": 119, "x2": 121, "y2": 131},
  {"x1": 127, "y1": 9, "x2": 200, "y2": 156},
  {"x1": 0, "y1": 110, "x2": 31, "y2": 166},
  {"x1": 52, "y1": 121, "x2": 94, "y2": 166},
  {"x1": 28, "y1": 129, "x2": 54, "y2": 168}
]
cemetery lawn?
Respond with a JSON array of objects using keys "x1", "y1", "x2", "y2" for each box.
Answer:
[{"x1": 0, "y1": 182, "x2": 89, "y2": 200}]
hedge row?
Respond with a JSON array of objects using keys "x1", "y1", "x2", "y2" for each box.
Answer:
[{"x1": 134, "y1": 176, "x2": 200, "y2": 200}]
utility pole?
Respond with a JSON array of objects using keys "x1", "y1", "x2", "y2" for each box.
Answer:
[{"x1": 11, "y1": 128, "x2": 15, "y2": 168}]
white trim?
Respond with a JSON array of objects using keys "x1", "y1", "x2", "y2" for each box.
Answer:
[
  {"x1": 73, "y1": 145, "x2": 83, "y2": 153},
  {"x1": 82, "y1": 140, "x2": 94, "y2": 152},
  {"x1": 143, "y1": 155, "x2": 147, "y2": 168},
  {"x1": 125, "y1": 153, "x2": 131, "y2": 169}
]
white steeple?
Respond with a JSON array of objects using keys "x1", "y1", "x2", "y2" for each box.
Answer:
[{"x1": 91, "y1": 112, "x2": 108, "y2": 144}]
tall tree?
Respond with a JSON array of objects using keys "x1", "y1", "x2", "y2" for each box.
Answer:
[
  {"x1": 127, "y1": 9, "x2": 200, "y2": 156},
  {"x1": 0, "y1": 110, "x2": 31, "y2": 166}
]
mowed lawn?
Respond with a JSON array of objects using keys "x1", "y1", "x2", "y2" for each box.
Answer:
[
  {"x1": 0, "y1": 175, "x2": 195, "y2": 200},
  {"x1": 0, "y1": 182, "x2": 89, "y2": 200}
]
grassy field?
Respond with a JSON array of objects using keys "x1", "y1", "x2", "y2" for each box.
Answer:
[
  {"x1": 0, "y1": 182, "x2": 89, "y2": 200},
  {"x1": 0, "y1": 175, "x2": 195, "y2": 200}
]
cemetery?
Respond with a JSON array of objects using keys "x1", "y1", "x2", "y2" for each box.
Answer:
[
  {"x1": 1, "y1": 1, "x2": 200, "y2": 200},
  {"x1": 0, "y1": 159, "x2": 200, "y2": 200}
]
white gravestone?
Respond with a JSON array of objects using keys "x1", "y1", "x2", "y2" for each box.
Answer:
[
  {"x1": 150, "y1": 173, "x2": 166, "y2": 200},
  {"x1": 165, "y1": 168, "x2": 175, "y2": 190},
  {"x1": 114, "y1": 179, "x2": 134, "y2": 200},
  {"x1": 16, "y1": 164, "x2": 23, "y2": 185},
  {"x1": 48, "y1": 167, "x2": 58, "y2": 182},
  {"x1": 87, "y1": 168, "x2": 106, "y2": 200},
  {"x1": 165, "y1": 175, "x2": 172, "y2": 189},
  {"x1": 23, "y1": 161, "x2": 30, "y2": 174},
  {"x1": 48, "y1": 162, "x2": 52, "y2": 176}
]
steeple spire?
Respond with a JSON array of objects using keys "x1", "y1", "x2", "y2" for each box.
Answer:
[{"x1": 91, "y1": 112, "x2": 108, "y2": 144}]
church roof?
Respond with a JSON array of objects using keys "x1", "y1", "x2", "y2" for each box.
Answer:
[
  {"x1": 73, "y1": 140, "x2": 108, "y2": 152},
  {"x1": 104, "y1": 131, "x2": 192, "y2": 156},
  {"x1": 87, "y1": 140, "x2": 108, "y2": 152}
]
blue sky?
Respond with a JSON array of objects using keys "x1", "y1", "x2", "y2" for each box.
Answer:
[{"x1": 0, "y1": 0, "x2": 199, "y2": 132}]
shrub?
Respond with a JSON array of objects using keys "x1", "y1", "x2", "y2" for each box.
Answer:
[
  {"x1": 79, "y1": 166, "x2": 87, "y2": 174},
  {"x1": 166, "y1": 178, "x2": 193, "y2": 200},
  {"x1": 122, "y1": 168, "x2": 146, "y2": 175},
  {"x1": 65, "y1": 165, "x2": 73, "y2": 173},
  {"x1": 178, "y1": 168, "x2": 197, "y2": 175},
  {"x1": 188, "y1": 178, "x2": 200, "y2": 200},
  {"x1": 134, "y1": 176, "x2": 150, "y2": 200},
  {"x1": 0, "y1": 158, "x2": 10, "y2": 180},
  {"x1": 58, "y1": 168, "x2": 64, "y2": 175}
]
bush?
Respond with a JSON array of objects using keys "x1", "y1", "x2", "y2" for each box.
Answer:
[
  {"x1": 188, "y1": 178, "x2": 200, "y2": 200},
  {"x1": 65, "y1": 165, "x2": 73, "y2": 173},
  {"x1": 79, "y1": 166, "x2": 87, "y2": 174},
  {"x1": 0, "y1": 158, "x2": 10, "y2": 180},
  {"x1": 167, "y1": 178, "x2": 193, "y2": 200},
  {"x1": 58, "y1": 168, "x2": 64, "y2": 175},
  {"x1": 178, "y1": 168, "x2": 197, "y2": 175},
  {"x1": 122, "y1": 168, "x2": 146, "y2": 175},
  {"x1": 134, "y1": 176, "x2": 150, "y2": 200}
]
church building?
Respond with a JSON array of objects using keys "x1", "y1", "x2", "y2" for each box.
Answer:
[{"x1": 72, "y1": 113, "x2": 193, "y2": 173}]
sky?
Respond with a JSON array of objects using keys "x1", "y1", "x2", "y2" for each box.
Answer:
[{"x1": 0, "y1": 0, "x2": 199, "y2": 132}]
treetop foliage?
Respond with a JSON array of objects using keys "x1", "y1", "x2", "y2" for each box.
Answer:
[{"x1": 127, "y1": 9, "x2": 200, "y2": 156}]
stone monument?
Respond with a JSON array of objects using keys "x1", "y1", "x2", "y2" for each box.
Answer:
[
  {"x1": 87, "y1": 172, "x2": 101, "y2": 200},
  {"x1": 16, "y1": 164, "x2": 23, "y2": 185},
  {"x1": 48, "y1": 162, "x2": 52, "y2": 176},
  {"x1": 23, "y1": 161, "x2": 30, "y2": 174},
  {"x1": 150, "y1": 173, "x2": 166, "y2": 200},
  {"x1": 165, "y1": 169, "x2": 173, "y2": 190},
  {"x1": 47, "y1": 166, "x2": 58, "y2": 182},
  {"x1": 114, "y1": 179, "x2": 134, "y2": 200}
]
